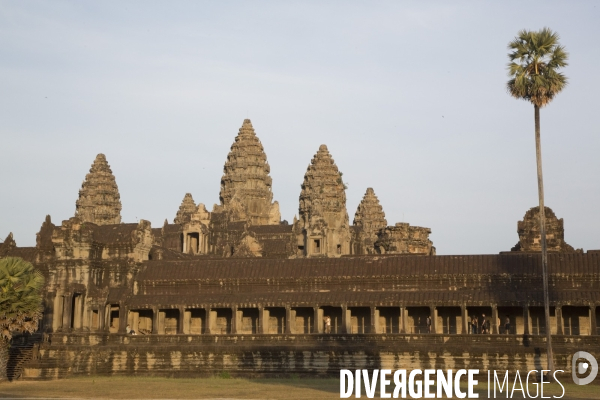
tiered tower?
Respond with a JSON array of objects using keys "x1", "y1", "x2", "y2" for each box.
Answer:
[
  {"x1": 75, "y1": 154, "x2": 122, "y2": 225},
  {"x1": 296, "y1": 144, "x2": 350, "y2": 257},
  {"x1": 219, "y1": 119, "x2": 280, "y2": 225},
  {"x1": 174, "y1": 193, "x2": 196, "y2": 224},
  {"x1": 353, "y1": 188, "x2": 387, "y2": 254}
]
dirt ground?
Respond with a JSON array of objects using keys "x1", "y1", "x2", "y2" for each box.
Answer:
[{"x1": 0, "y1": 376, "x2": 598, "y2": 399}]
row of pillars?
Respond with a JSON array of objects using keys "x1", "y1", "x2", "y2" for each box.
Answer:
[{"x1": 49, "y1": 295, "x2": 600, "y2": 336}]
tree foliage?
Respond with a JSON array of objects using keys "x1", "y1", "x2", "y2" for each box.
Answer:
[
  {"x1": 507, "y1": 27, "x2": 568, "y2": 107},
  {"x1": 0, "y1": 257, "x2": 45, "y2": 340}
]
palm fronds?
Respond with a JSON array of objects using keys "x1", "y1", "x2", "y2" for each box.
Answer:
[{"x1": 507, "y1": 27, "x2": 568, "y2": 107}]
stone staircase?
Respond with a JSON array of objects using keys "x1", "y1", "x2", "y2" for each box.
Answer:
[{"x1": 7, "y1": 334, "x2": 42, "y2": 381}]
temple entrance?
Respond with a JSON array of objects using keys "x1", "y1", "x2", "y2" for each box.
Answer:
[
  {"x1": 237, "y1": 308, "x2": 258, "y2": 334},
  {"x1": 321, "y1": 306, "x2": 342, "y2": 334},
  {"x1": 497, "y1": 306, "x2": 522, "y2": 334},
  {"x1": 108, "y1": 304, "x2": 120, "y2": 333},
  {"x1": 466, "y1": 306, "x2": 492, "y2": 334},
  {"x1": 209, "y1": 308, "x2": 232, "y2": 334},
  {"x1": 436, "y1": 307, "x2": 461, "y2": 334},
  {"x1": 349, "y1": 307, "x2": 371, "y2": 334},
  {"x1": 292, "y1": 307, "x2": 313, "y2": 334},
  {"x1": 406, "y1": 307, "x2": 430, "y2": 334},
  {"x1": 562, "y1": 306, "x2": 590, "y2": 335},
  {"x1": 378, "y1": 307, "x2": 401, "y2": 334},
  {"x1": 129, "y1": 309, "x2": 153, "y2": 334},
  {"x1": 265, "y1": 307, "x2": 285, "y2": 334},
  {"x1": 184, "y1": 309, "x2": 205, "y2": 334},
  {"x1": 530, "y1": 307, "x2": 557, "y2": 335},
  {"x1": 158, "y1": 309, "x2": 179, "y2": 334}
]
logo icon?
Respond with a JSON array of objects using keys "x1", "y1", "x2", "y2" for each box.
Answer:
[{"x1": 572, "y1": 351, "x2": 598, "y2": 385}]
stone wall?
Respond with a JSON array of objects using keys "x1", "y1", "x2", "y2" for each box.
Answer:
[{"x1": 21, "y1": 333, "x2": 599, "y2": 380}]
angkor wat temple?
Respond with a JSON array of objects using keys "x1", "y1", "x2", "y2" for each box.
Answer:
[{"x1": 1, "y1": 120, "x2": 598, "y2": 380}]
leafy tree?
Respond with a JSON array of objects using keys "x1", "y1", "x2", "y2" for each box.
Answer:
[
  {"x1": 507, "y1": 28, "x2": 568, "y2": 376},
  {"x1": 0, "y1": 257, "x2": 45, "y2": 381}
]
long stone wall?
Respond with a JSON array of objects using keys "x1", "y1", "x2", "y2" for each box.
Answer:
[{"x1": 21, "y1": 333, "x2": 599, "y2": 380}]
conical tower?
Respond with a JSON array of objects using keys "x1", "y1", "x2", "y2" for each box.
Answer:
[
  {"x1": 297, "y1": 144, "x2": 349, "y2": 257},
  {"x1": 75, "y1": 154, "x2": 122, "y2": 225},
  {"x1": 354, "y1": 188, "x2": 387, "y2": 254},
  {"x1": 174, "y1": 193, "x2": 196, "y2": 224},
  {"x1": 219, "y1": 119, "x2": 280, "y2": 225}
]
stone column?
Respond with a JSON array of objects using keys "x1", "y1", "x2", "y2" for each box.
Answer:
[
  {"x1": 370, "y1": 306, "x2": 378, "y2": 334},
  {"x1": 430, "y1": 306, "x2": 437, "y2": 334},
  {"x1": 43, "y1": 292, "x2": 56, "y2": 332},
  {"x1": 461, "y1": 304, "x2": 468, "y2": 335},
  {"x1": 259, "y1": 306, "x2": 266, "y2": 334},
  {"x1": 556, "y1": 304, "x2": 563, "y2": 335},
  {"x1": 204, "y1": 307, "x2": 212, "y2": 334},
  {"x1": 62, "y1": 293, "x2": 73, "y2": 331},
  {"x1": 118, "y1": 304, "x2": 128, "y2": 333},
  {"x1": 400, "y1": 306, "x2": 406, "y2": 334},
  {"x1": 313, "y1": 307, "x2": 323, "y2": 334},
  {"x1": 178, "y1": 306, "x2": 185, "y2": 334},
  {"x1": 590, "y1": 305, "x2": 597, "y2": 336},
  {"x1": 341, "y1": 304, "x2": 350, "y2": 334},
  {"x1": 98, "y1": 304, "x2": 106, "y2": 331},
  {"x1": 231, "y1": 306, "x2": 238, "y2": 334},
  {"x1": 285, "y1": 306, "x2": 292, "y2": 334},
  {"x1": 523, "y1": 305, "x2": 530, "y2": 335},
  {"x1": 491, "y1": 304, "x2": 498, "y2": 335},
  {"x1": 152, "y1": 307, "x2": 159, "y2": 334}
]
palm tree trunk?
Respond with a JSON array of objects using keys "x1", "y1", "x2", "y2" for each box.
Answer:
[
  {"x1": 535, "y1": 104, "x2": 555, "y2": 377},
  {"x1": 0, "y1": 337, "x2": 9, "y2": 382}
]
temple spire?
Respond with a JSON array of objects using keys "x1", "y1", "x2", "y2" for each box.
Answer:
[
  {"x1": 75, "y1": 154, "x2": 122, "y2": 225},
  {"x1": 296, "y1": 144, "x2": 350, "y2": 257},
  {"x1": 174, "y1": 193, "x2": 196, "y2": 224},
  {"x1": 219, "y1": 119, "x2": 280, "y2": 225}
]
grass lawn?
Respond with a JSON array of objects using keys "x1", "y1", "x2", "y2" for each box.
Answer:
[{"x1": 0, "y1": 376, "x2": 598, "y2": 399}]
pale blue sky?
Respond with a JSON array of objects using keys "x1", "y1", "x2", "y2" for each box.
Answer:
[{"x1": 1, "y1": 1, "x2": 599, "y2": 254}]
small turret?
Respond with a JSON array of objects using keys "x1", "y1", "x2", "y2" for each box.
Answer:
[
  {"x1": 174, "y1": 193, "x2": 196, "y2": 224},
  {"x1": 296, "y1": 144, "x2": 350, "y2": 257},
  {"x1": 75, "y1": 154, "x2": 122, "y2": 225}
]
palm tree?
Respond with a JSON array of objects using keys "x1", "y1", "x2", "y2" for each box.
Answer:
[
  {"x1": 507, "y1": 28, "x2": 568, "y2": 376},
  {"x1": 0, "y1": 257, "x2": 45, "y2": 381}
]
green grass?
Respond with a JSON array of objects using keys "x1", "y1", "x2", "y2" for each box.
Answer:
[{"x1": 0, "y1": 376, "x2": 597, "y2": 399}]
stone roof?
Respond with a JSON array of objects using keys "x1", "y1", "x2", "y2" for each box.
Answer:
[
  {"x1": 75, "y1": 154, "x2": 122, "y2": 225},
  {"x1": 93, "y1": 223, "x2": 139, "y2": 244},
  {"x1": 127, "y1": 253, "x2": 600, "y2": 307}
]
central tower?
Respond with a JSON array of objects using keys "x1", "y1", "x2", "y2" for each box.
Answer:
[{"x1": 219, "y1": 119, "x2": 280, "y2": 225}]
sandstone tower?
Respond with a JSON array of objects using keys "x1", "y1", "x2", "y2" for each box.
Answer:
[
  {"x1": 174, "y1": 193, "x2": 196, "y2": 224},
  {"x1": 353, "y1": 188, "x2": 387, "y2": 254},
  {"x1": 296, "y1": 144, "x2": 350, "y2": 257},
  {"x1": 75, "y1": 154, "x2": 122, "y2": 225},
  {"x1": 512, "y1": 206, "x2": 576, "y2": 252},
  {"x1": 219, "y1": 119, "x2": 280, "y2": 225}
]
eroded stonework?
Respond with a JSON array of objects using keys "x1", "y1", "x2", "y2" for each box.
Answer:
[
  {"x1": 75, "y1": 154, "x2": 122, "y2": 225},
  {"x1": 511, "y1": 206, "x2": 577, "y2": 252}
]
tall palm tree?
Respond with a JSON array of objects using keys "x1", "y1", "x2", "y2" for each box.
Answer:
[
  {"x1": 0, "y1": 257, "x2": 45, "y2": 381},
  {"x1": 507, "y1": 28, "x2": 568, "y2": 376}
]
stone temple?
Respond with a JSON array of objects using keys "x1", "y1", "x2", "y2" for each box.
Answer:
[{"x1": 1, "y1": 119, "x2": 598, "y2": 380}]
